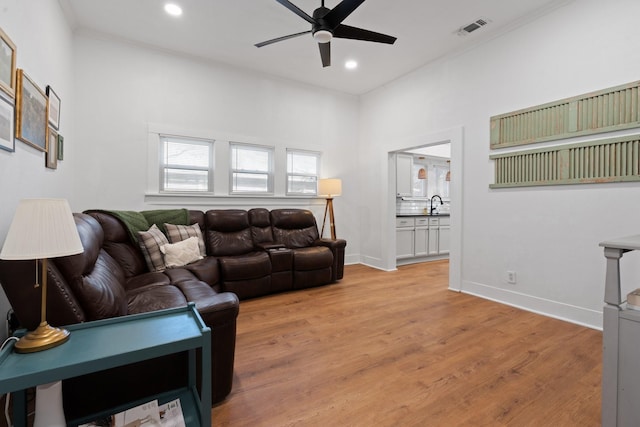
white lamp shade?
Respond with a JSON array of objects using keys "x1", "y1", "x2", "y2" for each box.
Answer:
[
  {"x1": 318, "y1": 179, "x2": 342, "y2": 198},
  {"x1": 0, "y1": 199, "x2": 84, "y2": 260}
]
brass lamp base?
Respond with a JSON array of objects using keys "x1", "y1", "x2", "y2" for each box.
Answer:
[{"x1": 14, "y1": 321, "x2": 70, "y2": 353}]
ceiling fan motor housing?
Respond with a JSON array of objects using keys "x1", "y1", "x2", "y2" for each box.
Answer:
[{"x1": 312, "y1": 6, "x2": 333, "y2": 43}]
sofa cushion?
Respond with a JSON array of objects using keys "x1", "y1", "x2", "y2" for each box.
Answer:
[
  {"x1": 54, "y1": 214, "x2": 128, "y2": 321},
  {"x1": 84, "y1": 211, "x2": 148, "y2": 278},
  {"x1": 126, "y1": 284, "x2": 188, "y2": 315},
  {"x1": 161, "y1": 237, "x2": 203, "y2": 268},
  {"x1": 172, "y1": 257, "x2": 220, "y2": 289},
  {"x1": 138, "y1": 224, "x2": 169, "y2": 272},
  {"x1": 293, "y1": 246, "x2": 333, "y2": 270},
  {"x1": 165, "y1": 223, "x2": 206, "y2": 256},
  {"x1": 248, "y1": 208, "x2": 274, "y2": 244},
  {"x1": 218, "y1": 251, "x2": 271, "y2": 281},
  {"x1": 206, "y1": 210, "x2": 254, "y2": 256},
  {"x1": 270, "y1": 209, "x2": 320, "y2": 248},
  {"x1": 126, "y1": 272, "x2": 171, "y2": 292}
]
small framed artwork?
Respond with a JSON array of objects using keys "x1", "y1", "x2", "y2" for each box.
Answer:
[
  {"x1": 57, "y1": 134, "x2": 64, "y2": 160},
  {"x1": 46, "y1": 85, "x2": 60, "y2": 129},
  {"x1": 0, "y1": 93, "x2": 14, "y2": 152},
  {"x1": 46, "y1": 126, "x2": 58, "y2": 169},
  {"x1": 0, "y1": 26, "x2": 16, "y2": 99},
  {"x1": 15, "y1": 69, "x2": 47, "y2": 151}
]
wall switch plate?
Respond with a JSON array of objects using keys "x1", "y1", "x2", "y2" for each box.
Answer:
[{"x1": 506, "y1": 271, "x2": 517, "y2": 284}]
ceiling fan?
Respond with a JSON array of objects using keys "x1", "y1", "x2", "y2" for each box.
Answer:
[{"x1": 255, "y1": 0, "x2": 397, "y2": 68}]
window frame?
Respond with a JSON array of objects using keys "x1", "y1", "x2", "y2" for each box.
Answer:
[
  {"x1": 158, "y1": 134, "x2": 215, "y2": 193},
  {"x1": 286, "y1": 149, "x2": 321, "y2": 196},
  {"x1": 229, "y1": 142, "x2": 275, "y2": 195}
]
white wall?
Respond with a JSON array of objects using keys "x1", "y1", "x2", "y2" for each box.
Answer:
[
  {"x1": 2, "y1": 0, "x2": 638, "y2": 339},
  {"x1": 360, "y1": 0, "x2": 640, "y2": 329},
  {"x1": 0, "y1": 0, "x2": 75, "y2": 339},
  {"x1": 71, "y1": 33, "x2": 360, "y2": 253}
]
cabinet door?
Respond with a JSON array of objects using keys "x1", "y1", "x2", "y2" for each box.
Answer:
[
  {"x1": 414, "y1": 227, "x2": 428, "y2": 256},
  {"x1": 428, "y1": 227, "x2": 439, "y2": 256},
  {"x1": 396, "y1": 154, "x2": 413, "y2": 197},
  {"x1": 396, "y1": 228, "x2": 415, "y2": 259},
  {"x1": 438, "y1": 226, "x2": 450, "y2": 255}
]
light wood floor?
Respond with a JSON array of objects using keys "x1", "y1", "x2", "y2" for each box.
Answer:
[{"x1": 211, "y1": 261, "x2": 601, "y2": 426}]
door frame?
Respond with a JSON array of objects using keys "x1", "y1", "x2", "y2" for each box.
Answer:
[{"x1": 387, "y1": 126, "x2": 463, "y2": 291}]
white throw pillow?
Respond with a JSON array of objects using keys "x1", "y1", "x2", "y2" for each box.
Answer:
[{"x1": 160, "y1": 236, "x2": 203, "y2": 268}]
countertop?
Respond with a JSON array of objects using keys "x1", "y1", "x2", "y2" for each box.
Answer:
[{"x1": 396, "y1": 213, "x2": 450, "y2": 217}]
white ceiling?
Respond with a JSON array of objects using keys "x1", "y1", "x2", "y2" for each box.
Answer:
[{"x1": 61, "y1": 0, "x2": 570, "y2": 95}]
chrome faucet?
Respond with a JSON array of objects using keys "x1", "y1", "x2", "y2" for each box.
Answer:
[{"x1": 430, "y1": 195, "x2": 443, "y2": 215}]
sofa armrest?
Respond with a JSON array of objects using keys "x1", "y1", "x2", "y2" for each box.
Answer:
[
  {"x1": 314, "y1": 238, "x2": 347, "y2": 281},
  {"x1": 314, "y1": 238, "x2": 347, "y2": 250}
]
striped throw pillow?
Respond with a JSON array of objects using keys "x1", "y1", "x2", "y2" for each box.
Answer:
[{"x1": 138, "y1": 224, "x2": 169, "y2": 272}]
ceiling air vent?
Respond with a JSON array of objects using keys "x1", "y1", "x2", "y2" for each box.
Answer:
[{"x1": 457, "y1": 18, "x2": 490, "y2": 36}]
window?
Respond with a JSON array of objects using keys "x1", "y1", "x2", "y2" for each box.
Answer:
[
  {"x1": 287, "y1": 149, "x2": 320, "y2": 195},
  {"x1": 160, "y1": 135, "x2": 214, "y2": 192},
  {"x1": 230, "y1": 143, "x2": 274, "y2": 194}
]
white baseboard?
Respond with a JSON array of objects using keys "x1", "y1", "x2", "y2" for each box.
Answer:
[
  {"x1": 347, "y1": 255, "x2": 396, "y2": 272},
  {"x1": 461, "y1": 280, "x2": 603, "y2": 330}
]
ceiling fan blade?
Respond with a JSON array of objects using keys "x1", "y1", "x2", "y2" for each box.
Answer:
[
  {"x1": 323, "y1": 0, "x2": 366, "y2": 28},
  {"x1": 275, "y1": 0, "x2": 315, "y2": 24},
  {"x1": 255, "y1": 30, "x2": 311, "y2": 48},
  {"x1": 333, "y1": 24, "x2": 396, "y2": 44},
  {"x1": 318, "y1": 42, "x2": 331, "y2": 67}
]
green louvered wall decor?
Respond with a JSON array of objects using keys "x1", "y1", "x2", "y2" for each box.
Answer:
[
  {"x1": 490, "y1": 80, "x2": 640, "y2": 149},
  {"x1": 490, "y1": 134, "x2": 640, "y2": 188}
]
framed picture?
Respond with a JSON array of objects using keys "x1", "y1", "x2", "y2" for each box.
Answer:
[
  {"x1": 46, "y1": 85, "x2": 60, "y2": 129},
  {"x1": 0, "y1": 26, "x2": 16, "y2": 99},
  {"x1": 46, "y1": 126, "x2": 58, "y2": 169},
  {"x1": 15, "y1": 69, "x2": 47, "y2": 151},
  {"x1": 57, "y1": 134, "x2": 64, "y2": 160},
  {"x1": 0, "y1": 93, "x2": 14, "y2": 152}
]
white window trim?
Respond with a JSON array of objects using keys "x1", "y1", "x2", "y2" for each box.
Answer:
[
  {"x1": 286, "y1": 148, "x2": 321, "y2": 196},
  {"x1": 229, "y1": 142, "x2": 275, "y2": 195},
  {"x1": 146, "y1": 124, "x2": 325, "y2": 202},
  {"x1": 159, "y1": 134, "x2": 215, "y2": 193}
]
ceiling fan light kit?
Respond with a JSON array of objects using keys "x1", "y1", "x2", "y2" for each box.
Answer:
[
  {"x1": 256, "y1": 0, "x2": 396, "y2": 68},
  {"x1": 313, "y1": 30, "x2": 332, "y2": 43}
]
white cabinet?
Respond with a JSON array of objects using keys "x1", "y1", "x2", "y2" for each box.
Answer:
[
  {"x1": 396, "y1": 216, "x2": 450, "y2": 262},
  {"x1": 437, "y1": 216, "x2": 450, "y2": 255},
  {"x1": 439, "y1": 226, "x2": 451, "y2": 254},
  {"x1": 396, "y1": 217, "x2": 415, "y2": 259},
  {"x1": 396, "y1": 154, "x2": 413, "y2": 197},
  {"x1": 414, "y1": 226, "x2": 428, "y2": 256}
]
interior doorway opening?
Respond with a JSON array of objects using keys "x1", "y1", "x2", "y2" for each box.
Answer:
[{"x1": 386, "y1": 127, "x2": 463, "y2": 292}]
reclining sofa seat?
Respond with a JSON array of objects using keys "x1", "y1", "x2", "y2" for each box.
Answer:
[
  {"x1": 205, "y1": 209, "x2": 272, "y2": 300},
  {"x1": 269, "y1": 208, "x2": 346, "y2": 288}
]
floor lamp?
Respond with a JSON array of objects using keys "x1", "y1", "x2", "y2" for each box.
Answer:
[{"x1": 318, "y1": 178, "x2": 342, "y2": 240}]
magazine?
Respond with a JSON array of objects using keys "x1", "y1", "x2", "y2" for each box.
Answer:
[{"x1": 79, "y1": 398, "x2": 185, "y2": 427}]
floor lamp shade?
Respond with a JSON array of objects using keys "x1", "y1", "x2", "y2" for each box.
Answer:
[
  {"x1": 318, "y1": 178, "x2": 342, "y2": 198},
  {"x1": 0, "y1": 199, "x2": 84, "y2": 353}
]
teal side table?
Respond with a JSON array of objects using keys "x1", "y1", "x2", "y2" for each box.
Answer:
[{"x1": 0, "y1": 303, "x2": 211, "y2": 427}]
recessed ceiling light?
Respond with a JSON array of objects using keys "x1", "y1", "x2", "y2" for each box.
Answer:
[
  {"x1": 345, "y1": 60, "x2": 358, "y2": 70},
  {"x1": 164, "y1": 3, "x2": 183, "y2": 17}
]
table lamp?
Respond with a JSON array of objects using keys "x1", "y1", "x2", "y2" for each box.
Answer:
[
  {"x1": 0, "y1": 198, "x2": 83, "y2": 353},
  {"x1": 318, "y1": 178, "x2": 342, "y2": 240}
]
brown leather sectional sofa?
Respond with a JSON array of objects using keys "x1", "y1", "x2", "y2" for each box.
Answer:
[{"x1": 0, "y1": 207, "x2": 346, "y2": 414}]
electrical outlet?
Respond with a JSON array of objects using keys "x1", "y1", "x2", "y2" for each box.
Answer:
[{"x1": 506, "y1": 271, "x2": 517, "y2": 284}]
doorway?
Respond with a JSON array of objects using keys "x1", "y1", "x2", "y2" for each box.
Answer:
[{"x1": 387, "y1": 127, "x2": 463, "y2": 292}]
